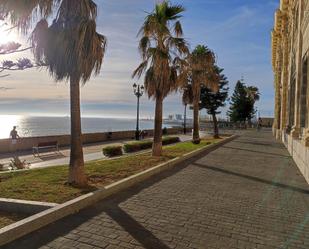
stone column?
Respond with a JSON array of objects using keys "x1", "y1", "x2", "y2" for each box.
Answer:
[
  {"x1": 291, "y1": 2, "x2": 303, "y2": 139},
  {"x1": 274, "y1": 71, "x2": 282, "y2": 137},
  {"x1": 305, "y1": 61, "x2": 309, "y2": 146},
  {"x1": 280, "y1": 26, "x2": 289, "y2": 133}
]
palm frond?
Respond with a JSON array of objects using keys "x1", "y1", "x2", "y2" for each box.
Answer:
[
  {"x1": 29, "y1": 0, "x2": 106, "y2": 84},
  {"x1": 0, "y1": 0, "x2": 60, "y2": 32}
]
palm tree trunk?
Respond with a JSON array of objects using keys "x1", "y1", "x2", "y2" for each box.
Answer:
[
  {"x1": 152, "y1": 95, "x2": 163, "y2": 156},
  {"x1": 68, "y1": 76, "x2": 87, "y2": 186},
  {"x1": 183, "y1": 104, "x2": 187, "y2": 135},
  {"x1": 193, "y1": 97, "x2": 200, "y2": 144},
  {"x1": 212, "y1": 113, "x2": 219, "y2": 139}
]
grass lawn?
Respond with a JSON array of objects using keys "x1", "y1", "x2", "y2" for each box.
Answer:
[
  {"x1": 0, "y1": 138, "x2": 222, "y2": 204},
  {"x1": 0, "y1": 211, "x2": 27, "y2": 229}
]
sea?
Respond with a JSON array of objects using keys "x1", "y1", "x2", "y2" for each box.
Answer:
[{"x1": 0, "y1": 115, "x2": 175, "y2": 139}]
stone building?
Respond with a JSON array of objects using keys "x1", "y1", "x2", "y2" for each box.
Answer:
[{"x1": 272, "y1": 0, "x2": 309, "y2": 183}]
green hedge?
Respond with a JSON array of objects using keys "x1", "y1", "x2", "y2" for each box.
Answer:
[
  {"x1": 102, "y1": 146, "x2": 123, "y2": 157},
  {"x1": 123, "y1": 136, "x2": 180, "y2": 153},
  {"x1": 162, "y1": 136, "x2": 180, "y2": 145},
  {"x1": 123, "y1": 140, "x2": 153, "y2": 153}
]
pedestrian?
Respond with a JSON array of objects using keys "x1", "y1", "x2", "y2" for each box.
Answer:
[
  {"x1": 10, "y1": 126, "x2": 20, "y2": 153},
  {"x1": 257, "y1": 118, "x2": 262, "y2": 131}
]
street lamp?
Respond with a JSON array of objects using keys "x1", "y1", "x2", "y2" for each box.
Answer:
[{"x1": 133, "y1": 83, "x2": 144, "y2": 140}]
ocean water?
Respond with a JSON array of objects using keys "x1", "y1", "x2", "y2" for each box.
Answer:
[{"x1": 0, "y1": 115, "x2": 173, "y2": 139}]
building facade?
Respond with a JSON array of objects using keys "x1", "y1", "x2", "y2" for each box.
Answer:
[{"x1": 272, "y1": 0, "x2": 309, "y2": 183}]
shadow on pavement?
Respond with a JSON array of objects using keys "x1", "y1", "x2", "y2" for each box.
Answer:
[
  {"x1": 192, "y1": 163, "x2": 309, "y2": 195},
  {"x1": 222, "y1": 145, "x2": 292, "y2": 158}
]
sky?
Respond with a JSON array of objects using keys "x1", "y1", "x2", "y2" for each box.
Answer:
[{"x1": 0, "y1": 0, "x2": 278, "y2": 119}]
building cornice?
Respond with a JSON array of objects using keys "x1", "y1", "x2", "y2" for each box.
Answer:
[{"x1": 272, "y1": 0, "x2": 292, "y2": 71}]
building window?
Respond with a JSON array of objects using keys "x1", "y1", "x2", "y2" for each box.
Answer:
[{"x1": 300, "y1": 57, "x2": 308, "y2": 128}]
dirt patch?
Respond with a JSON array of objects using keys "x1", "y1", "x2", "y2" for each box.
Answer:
[{"x1": 0, "y1": 211, "x2": 27, "y2": 229}]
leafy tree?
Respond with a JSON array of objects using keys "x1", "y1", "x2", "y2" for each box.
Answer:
[
  {"x1": 1, "y1": 0, "x2": 107, "y2": 186},
  {"x1": 200, "y1": 66, "x2": 229, "y2": 138},
  {"x1": 133, "y1": 1, "x2": 189, "y2": 156}
]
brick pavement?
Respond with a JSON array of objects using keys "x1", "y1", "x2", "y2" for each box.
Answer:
[{"x1": 3, "y1": 130, "x2": 309, "y2": 249}]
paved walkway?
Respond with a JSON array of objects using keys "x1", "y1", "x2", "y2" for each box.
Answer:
[{"x1": 4, "y1": 130, "x2": 309, "y2": 249}]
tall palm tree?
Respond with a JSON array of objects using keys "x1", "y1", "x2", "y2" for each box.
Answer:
[
  {"x1": 189, "y1": 45, "x2": 218, "y2": 143},
  {"x1": 1, "y1": 0, "x2": 107, "y2": 186},
  {"x1": 133, "y1": 1, "x2": 189, "y2": 156}
]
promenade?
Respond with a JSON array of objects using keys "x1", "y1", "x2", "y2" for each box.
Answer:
[
  {"x1": 3, "y1": 130, "x2": 309, "y2": 249},
  {"x1": 0, "y1": 134, "x2": 194, "y2": 170}
]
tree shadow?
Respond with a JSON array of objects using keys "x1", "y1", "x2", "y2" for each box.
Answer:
[
  {"x1": 192, "y1": 163, "x2": 309, "y2": 195},
  {"x1": 222, "y1": 145, "x2": 291, "y2": 158}
]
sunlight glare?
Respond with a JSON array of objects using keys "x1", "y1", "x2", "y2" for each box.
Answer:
[
  {"x1": 0, "y1": 23, "x2": 18, "y2": 45},
  {"x1": 0, "y1": 115, "x2": 22, "y2": 139}
]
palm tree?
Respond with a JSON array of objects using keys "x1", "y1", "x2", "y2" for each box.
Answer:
[
  {"x1": 245, "y1": 86, "x2": 260, "y2": 126},
  {"x1": 246, "y1": 86, "x2": 260, "y2": 103},
  {"x1": 133, "y1": 1, "x2": 189, "y2": 156},
  {"x1": 189, "y1": 45, "x2": 218, "y2": 144},
  {"x1": 182, "y1": 83, "x2": 193, "y2": 134},
  {"x1": 1, "y1": 0, "x2": 107, "y2": 186}
]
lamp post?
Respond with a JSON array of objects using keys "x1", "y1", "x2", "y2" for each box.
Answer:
[{"x1": 133, "y1": 83, "x2": 144, "y2": 140}]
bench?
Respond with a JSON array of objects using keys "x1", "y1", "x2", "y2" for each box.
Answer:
[{"x1": 33, "y1": 141, "x2": 59, "y2": 157}]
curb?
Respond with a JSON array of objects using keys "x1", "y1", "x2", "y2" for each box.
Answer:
[{"x1": 0, "y1": 135, "x2": 237, "y2": 246}]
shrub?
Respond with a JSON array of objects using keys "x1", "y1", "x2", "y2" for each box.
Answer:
[
  {"x1": 123, "y1": 137, "x2": 180, "y2": 153},
  {"x1": 162, "y1": 136, "x2": 180, "y2": 145},
  {"x1": 103, "y1": 146, "x2": 123, "y2": 157},
  {"x1": 123, "y1": 140, "x2": 152, "y2": 153}
]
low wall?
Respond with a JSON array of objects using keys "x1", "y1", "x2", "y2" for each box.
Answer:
[
  {"x1": 0, "y1": 128, "x2": 191, "y2": 154},
  {"x1": 277, "y1": 129, "x2": 309, "y2": 184}
]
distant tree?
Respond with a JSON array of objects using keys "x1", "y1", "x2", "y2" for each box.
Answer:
[
  {"x1": 228, "y1": 80, "x2": 250, "y2": 124},
  {"x1": 200, "y1": 66, "x2": 229, "y2": 138},
  {"x1": 133, "y1": 1, "x2": 189, "y2": 156},
  {"x1": 1, "y1": 0, "x2": 107, "y2": 186},
  {"x1": 228, "y1": 81, "x2": 260, "y2": 125},
  {"x1": 245, "y1": 86, "x2": 260, "y2": 124}
]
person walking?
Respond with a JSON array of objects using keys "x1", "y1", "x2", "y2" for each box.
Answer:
[
  {"x1": 10, "y1": 126, "x2": 20, "y2": 153},
  {"x1": 257, "y1": 118, "x2": 262, "y2": 131}
]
